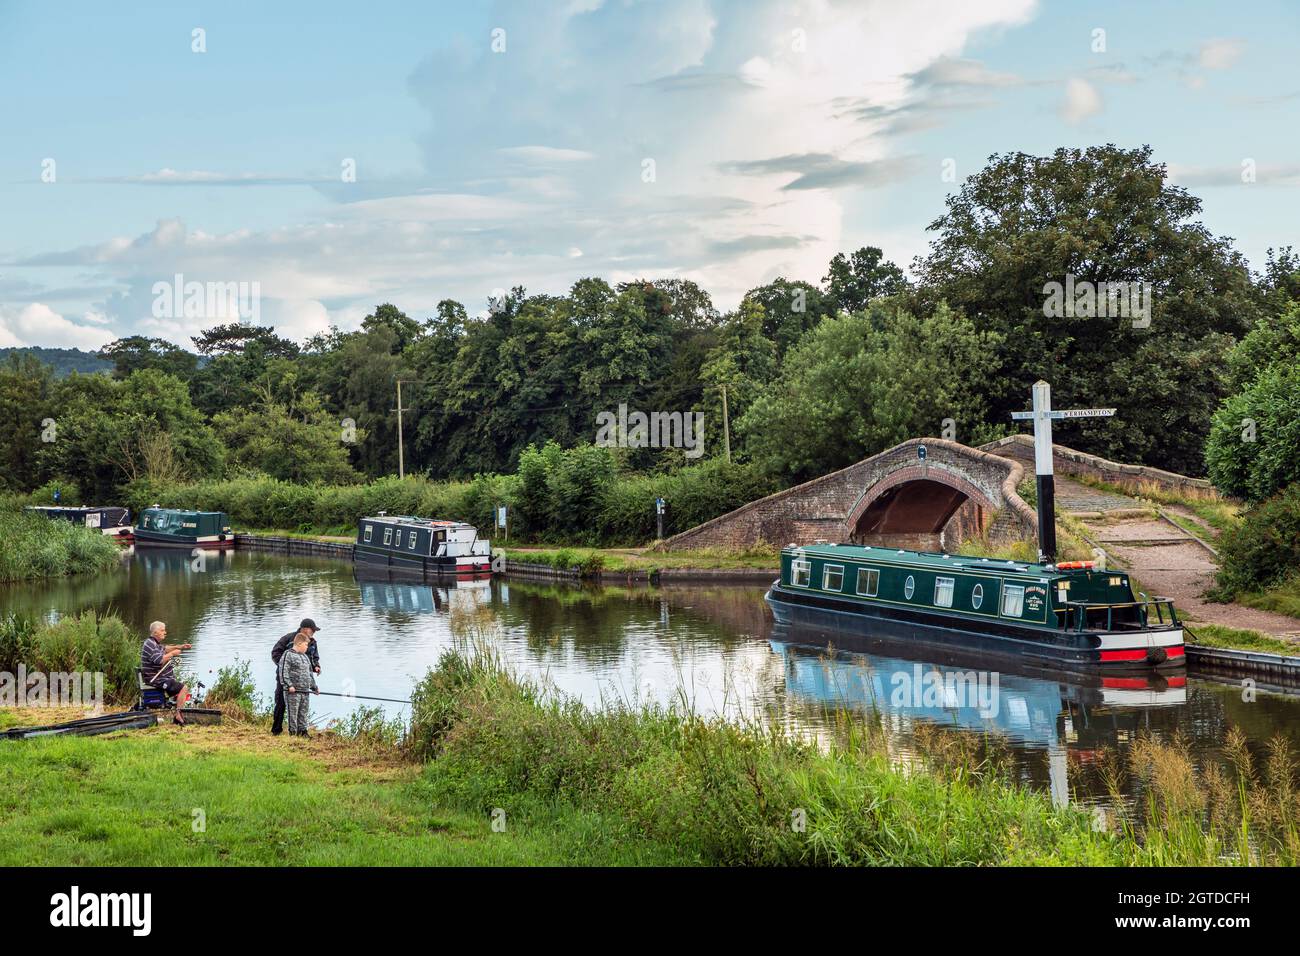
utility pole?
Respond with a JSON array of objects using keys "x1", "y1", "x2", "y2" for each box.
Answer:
[
  {"x1": 1011, "y1": 380, "x2": 1114, "y2": 564},
  {"x1": 721, "y1": 384, "x2": 731, "y2": 463},
  {"x1": 393, "y1": 379, "x2": 413, "y2": 479}
]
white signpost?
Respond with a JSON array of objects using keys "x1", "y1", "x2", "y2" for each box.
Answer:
[{"x1": 1010, "y1": 381, "x2": 1115, "y2": 563}]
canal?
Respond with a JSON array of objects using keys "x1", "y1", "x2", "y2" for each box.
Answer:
[{"x1": 4, "y1": 549, "x2": 1298, "y2": 807}]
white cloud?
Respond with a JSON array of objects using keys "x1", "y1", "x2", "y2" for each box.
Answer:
[
  {"x1": 0, "y1": 303, "x2": 117, "y2": 349},
  {"x1": 1199, "y1": 38, "x2": 1245, "y2": 70},
  {"x1": 1060, "y1": 77, "x2": 1102, "y2": 124},
  {"x1": 9, "y1": 0, "x2": 1043, "y2": 341}
]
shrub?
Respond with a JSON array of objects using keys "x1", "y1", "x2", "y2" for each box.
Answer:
[
  {"x1": 0, "y1": 611, "x2": 139, "y2": 704},
  {"x1": 0, "y1": 510, "x2": 122, "y2": 583},
  {"x1": 205, "y1": 658, "x2": 261, "y2": 719},
  {"x1": 1212, "y1": 483, "x2": 1300, "y2": 597}
]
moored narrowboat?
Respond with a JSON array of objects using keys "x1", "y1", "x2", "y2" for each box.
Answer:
[
  {"x1": 24, "y1": 505, "x2": 134, "y2": 541},
  {"x1": 354, "y1": 514, "x2": 492, "y2": 576},
  {"x1": 765, "y1": 543, "x2": 1184, "y2": 671},
  {"x1": 133, "y1": 508, "x2": 234, "y2": 548}
]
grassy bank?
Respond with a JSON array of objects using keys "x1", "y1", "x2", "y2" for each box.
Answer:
[
  {"x1": 404, "y1": 613, "x2": 1298, "y2": 866},
  {"x1": 0, "y1": 509, "x2": 122, "y2": 583},
  {"x1": 3, "y1": 622, "x2": 1299, "y2": 865},
  {"x1": 0, "y1": 713, "x2": 677, "y2": 866},
  {"x1": 1183, "y1": 622, "x2": 1300, "y2": 656},
  {"x1": 503, "y1": 544, "x2": 779, "y2": 575}
]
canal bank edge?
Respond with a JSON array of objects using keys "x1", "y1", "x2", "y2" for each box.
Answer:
[{"x1": 230, "y1": 533, "x2": 1298, "y2": 677}]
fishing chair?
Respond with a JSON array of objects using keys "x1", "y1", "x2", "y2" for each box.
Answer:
[{"x1": 136, "y1": 669, "x2": 176, "y2": 711}]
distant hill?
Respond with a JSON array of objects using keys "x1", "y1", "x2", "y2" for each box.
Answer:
[{"x1": 0, "y1": 347, "x2": 113, "y2": 377}]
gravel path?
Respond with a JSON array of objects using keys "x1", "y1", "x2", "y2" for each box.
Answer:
[{"x1": 1073, "y1": 512, "x2": 1300, "y2": 642}]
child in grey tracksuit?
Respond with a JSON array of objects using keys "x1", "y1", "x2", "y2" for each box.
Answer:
[{"x1": 277, "y1": 636, "x2": 318, "y2": 736}]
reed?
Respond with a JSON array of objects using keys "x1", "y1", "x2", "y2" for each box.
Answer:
[{"x1": 0, "y1": 509, "x2": 122, "y2": 583}]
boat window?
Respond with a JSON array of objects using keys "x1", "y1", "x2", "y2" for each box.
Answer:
[
  {"x1": 409, "y1": 531, "x2": 419, "y2": 550},
  {"x1": 1002, "y1": 584, "x2": 1025, "y2": 617},
  {"x1": 383, "y1": 528, "x2": 392, "y2": 545},
  {"x1": 904, "y1": 575, "x2": 915, "y2": 600},
  {"x1": 791, "y1": 560, "x2": 811, "y2": 587},
  {"x1": 934, "y1": 577, "x2": 955, "y2": 608},
  {"x1": 971, "y1": 583, "x2": 984, "y2": 609},
  {"x1": 363, "y1": 525, "x2": 373, "y2": 543},
  {"x1": 856, "y1": 568, "x2": 879, "y2": 597},
  {"x1": 823, "y1": 565, "x2": 844, "y2": 592}
]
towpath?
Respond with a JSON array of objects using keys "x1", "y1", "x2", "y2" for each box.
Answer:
[{"x1": 1058, "y1": 476, "x2": 1300, "y2": 642}]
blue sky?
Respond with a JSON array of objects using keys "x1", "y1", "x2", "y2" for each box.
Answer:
[{"x1": 1, "y1": 0, "x2": 1296, "y2": 349}]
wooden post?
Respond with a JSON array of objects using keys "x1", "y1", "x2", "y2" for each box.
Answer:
[{"x1": 721, "y1": 384, "x2": 731, "y2": 463}]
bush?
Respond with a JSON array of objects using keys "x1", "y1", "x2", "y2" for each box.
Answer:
[
  {"x1": 1212, "y1": 483, "x2": 1300, "y2": 597},
  {"x1": 0, "y1": 510, "x2": 122, "y2": 583},
  {"x1": 205, "y1": 658, "x2": 261, "y2": 718},
  {"x1": 126, "y1": 451, "x2": 776, "y2": 547},
  {"x1": 0, "y1": 611, "x2": 139, "y2": 704},
  {"x1": 1206, "y1": 361, "x2": 1300, "y2": 502}
]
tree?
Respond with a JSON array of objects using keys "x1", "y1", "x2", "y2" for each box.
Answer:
[
  {"x1": 361, "y1": 303, "x2": 422, "y2": 354},
  {"x1": 912, "y1": 145, "x2": 1257, "y2": 475},
  {"x1": 36, "y1": 369, "x2": 223, "y2": 498},
  {"x1": 823, "y1": 247, "x2": 907, "y2": 313},
  {"x1": 0, "y1": 353, "x2": 53, "y2": 491},
  {"x1": 1205, "y1": 361, "x2": 1300, "y2": 502},
  {"x1": 191, "y1": 323, "x2": 298, "y2": 357},
  {"x1": 700, "y1": 298, "x2": 776, "y2": 439},
  {"x1": 98, "y1": 336, "x2": 198, "y2": 381},
  {"x1": 742, "y1": 278, "x2": 836, "y2": 359},
  {"x1": 214, "y1": 389, "x2": 362, "y2": 484},
  {"x1": 738, "y1": 303, "x2": 1002, "y2": 482}
]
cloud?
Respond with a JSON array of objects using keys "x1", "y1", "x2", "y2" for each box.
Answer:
[
  {"x1": 497, "y1": 146, "x2": 597, "y2": 163},
  {"x1": 1198, "y1": 38, "x2": 1245, "y2": 70},
  {"x1": 1060, "y1": 78, "x2": 1102, "y2": 124},
  {"x1": 717, "y1": 153, "x2": 918, "y2": 190},
  {"x1": 1168, "y1": 163, "x2": 1300, "y2": 187},
  {"x1": 8, "y1": 0, "x2": 1042, "y2": 339},
  {"x1": 91, "y1": 168, "x2": 336, "y2": 187},
  {"x1": 905, "y1": 56, "x2": 1022, "y2": 89},
  {"x1": 0, "y1": 303, "x2": 117, "y2": 349}
]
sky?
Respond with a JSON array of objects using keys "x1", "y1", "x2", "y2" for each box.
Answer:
[{"x1": 0, "y1": 0, "x2": 1296, "y2": 350}]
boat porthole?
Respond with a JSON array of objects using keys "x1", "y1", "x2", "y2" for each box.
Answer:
[
  {"x1": 972, "y1": 583, "x2": 983, "y2": 609},
  {"x1": 904, "y1": 575, "x2": 915, "y2": 600}
]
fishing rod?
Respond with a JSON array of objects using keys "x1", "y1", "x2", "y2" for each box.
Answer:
[{"x1": 313, "y1": 690, "x2": 412, "y2": 705}]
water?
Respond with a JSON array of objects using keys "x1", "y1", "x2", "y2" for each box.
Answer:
[{"x1": 5, "y1": 549, "x2": 1299, "y2": 806}]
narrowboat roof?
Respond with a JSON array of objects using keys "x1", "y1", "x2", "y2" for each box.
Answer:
[
  {"x1": 783, "y1": 543, "x2": 1117, "y2": 579},
  {"x1": 361, "y1": 514, "x2": 476, "y2": 529},
  {"x1": 142, "y1": 507, "x2": 228, "y2": 518}
]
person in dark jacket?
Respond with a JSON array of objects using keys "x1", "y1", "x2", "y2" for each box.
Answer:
[{"x1": 271, "y1": 618, "x2": 321, "y2": 735}]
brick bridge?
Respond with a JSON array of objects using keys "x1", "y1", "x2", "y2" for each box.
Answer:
[{"x1": 664, "y1": 434, "x2": 1211, "y2": 552}]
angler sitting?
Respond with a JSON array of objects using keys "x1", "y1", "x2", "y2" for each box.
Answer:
[{"x1": 140, "y1": 621, "x2": 191, "y2": 725}]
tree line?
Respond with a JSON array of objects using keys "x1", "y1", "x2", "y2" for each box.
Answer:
[{"x1": 2, "y1": 145, "x2": 1296, "y2": 554}]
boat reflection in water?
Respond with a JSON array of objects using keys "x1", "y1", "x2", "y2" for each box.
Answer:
[
  {"x1": 126, "y1": 545, "x2": 235, "y2": 573},
  {"x1": 767, "y1": 623, "x2": 1186, "y2": 807},
  {"x1": 353, "y1": 565, "x2": 491, "y2": 616}
]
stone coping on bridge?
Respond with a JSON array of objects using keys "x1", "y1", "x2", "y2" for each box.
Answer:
[
  {"x1": 660, "y1": 437, "x2": 1038, "y2": 552},
  {"x1": 980, "y1": 434, "x2": 1212, "y2": 492}
]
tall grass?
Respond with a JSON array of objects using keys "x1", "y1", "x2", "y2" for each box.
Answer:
[
  {"x1": 0, "y1": 509, "x2": 122, "y2": 583},
  {"x1": 397, "y1": 605, "x2": 1300, "y2": 866},
  {"x1": 0, "y1": 610, "x2": 139, "y2": 704}
]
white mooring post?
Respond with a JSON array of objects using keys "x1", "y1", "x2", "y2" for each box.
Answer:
[{"x1": 1010, "y1": 381, "x2": 1115, "y2": 565}]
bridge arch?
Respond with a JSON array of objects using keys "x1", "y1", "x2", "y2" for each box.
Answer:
[{"x1": 662, "y1": 437, "x2": 1037, "y2": 552}]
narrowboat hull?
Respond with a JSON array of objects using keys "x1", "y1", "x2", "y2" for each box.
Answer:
[
  {"x1": 132, "y1": 530, "x2": 235, "y2": 549},
  {"x1": 765, "y1": 582, "x2": 1185, "y2": 673},
  {"x1": 354, "y1": 545, "x2": 491, "y2": 576}
]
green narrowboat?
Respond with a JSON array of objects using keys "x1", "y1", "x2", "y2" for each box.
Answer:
[
  {"x1": 133, "y1": 508, "x2": 234, "y2": 548},
  {"x1": 765, "y1": 544, "x2": 1184, "y2": 671}
]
